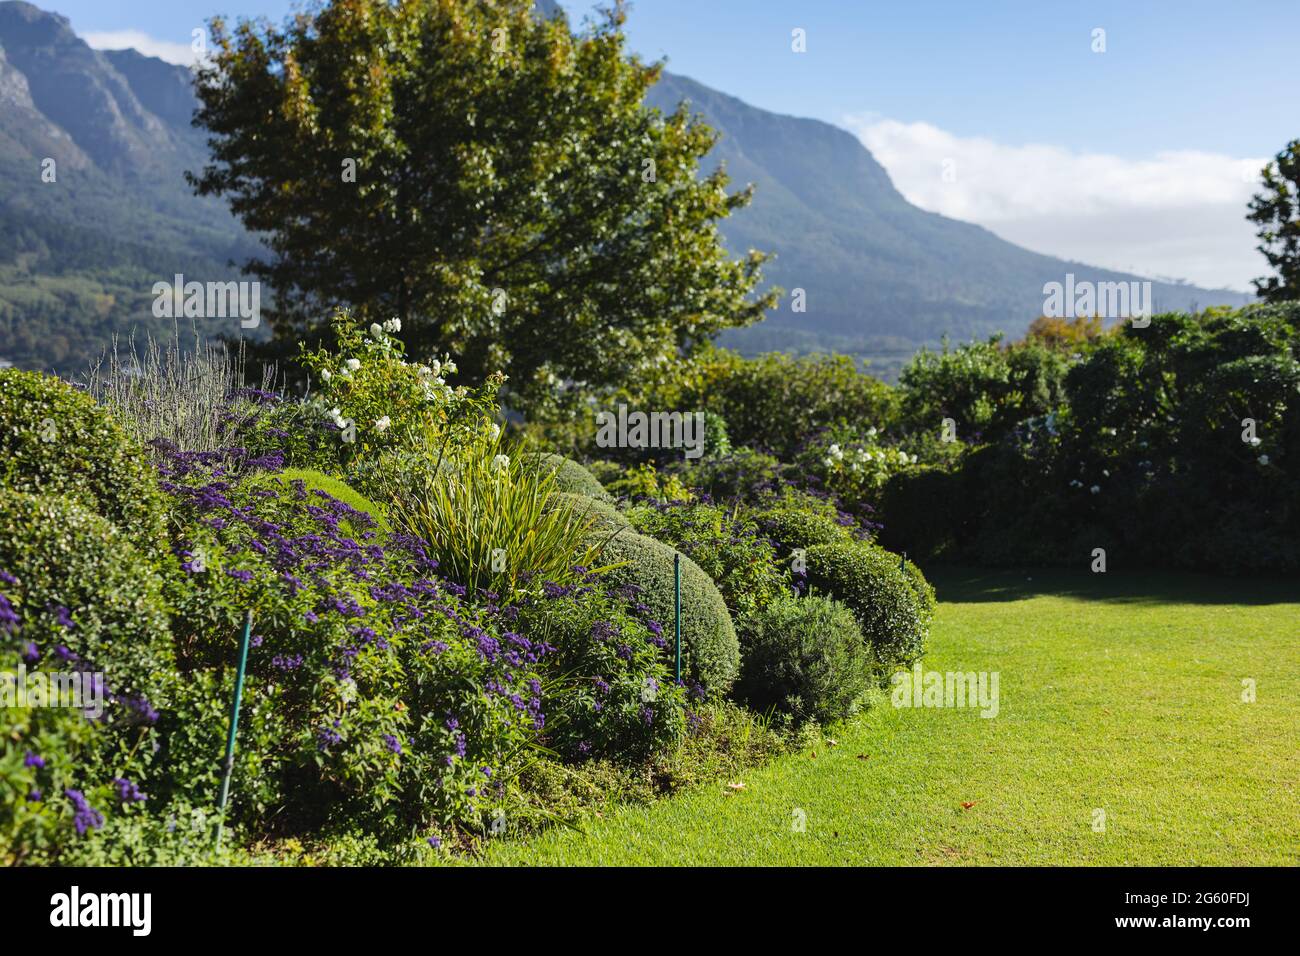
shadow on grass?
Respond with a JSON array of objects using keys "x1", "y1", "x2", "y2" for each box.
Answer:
[{"x1": 925, "y1": 565, "x2": 1300, "y2": 607}]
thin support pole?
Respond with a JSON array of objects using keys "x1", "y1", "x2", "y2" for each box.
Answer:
[
  {"x1": 674, "y1": 552, "x2": 681, "y2": 685},
  {"x1": 215, "y1": 609, "x2": 253, "y2": 852}
]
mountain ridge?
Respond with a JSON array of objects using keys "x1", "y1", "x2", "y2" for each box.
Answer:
[{"x1": 0, "y1": 0, "x2": 1252, "y2": 377}]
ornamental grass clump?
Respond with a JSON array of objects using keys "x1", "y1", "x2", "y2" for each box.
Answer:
[{"x1": 393, "y1": 436, "x2": 613, "y2": 598}]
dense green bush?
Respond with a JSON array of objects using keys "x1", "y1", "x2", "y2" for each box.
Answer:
[
  {"x1": 0, "y1": 491, "x2": 174, "y2": 863},
  {"x1": 804, "y1": 542, "x2": 931, "y2": 673},
  {"x1": 876, "y1": 465, "x2": 966, "y2": 559},
  {"x1": 0, "y1": 369, "x2": 166, "y2": 541},
  {"x1": 0, "y1": 491, "x2": 174, "y2": 709},
  {"x1": 755, "y1": 507, "x2": 854, "y2": 553},
  {"x1": 627, "y1": 500, "x2": 788, "y2": 624},
  {"x1": 533, "y1": 453, "x2": 614, "y2": 502},
  {"x1": 880, "y1": 305, "x2": 1300, "y2": 573},
  {"x1": 658, "y1": 347, "x2": 897, "y2": 459},
  {"x1": 734, "y1": 594, "x2": 872, "y2": 724},
  {"x1": 683, "y1": 446, "x2": 784, "y2": 504},
  {"x1": 595, "y1": 531, "x2": 739, "y2": 696}
]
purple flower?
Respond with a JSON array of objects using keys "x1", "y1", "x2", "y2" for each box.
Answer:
[
  {"x1": 23, "y1": 751, "x2": 44, "y2": 769},
  {"x1": 383, "y1": 734, "x2": 402, "y2": 754},
  {"x1": 63, "y1": 789, "x2": 104, "y2": 835},
  {"x1": 112, "y1": 777, "x2": 146, "y2": 804}
]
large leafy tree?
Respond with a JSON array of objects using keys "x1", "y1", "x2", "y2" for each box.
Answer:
[
  {"x1": 189, "y1": 0, "x2": 774, "y2": 410},
  {"x1": 1247, "y1": 139, "x2": 1300, "y2": 302}
]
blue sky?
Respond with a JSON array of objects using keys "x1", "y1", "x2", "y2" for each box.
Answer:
[{"x1": 54, "y1": 0, "x2": 1300, "y2": 289}]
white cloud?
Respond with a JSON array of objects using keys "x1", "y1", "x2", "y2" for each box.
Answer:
[
  {"x1": 843, "y1": 115, "x2": 1268, "y2": 292},
  {"x1": 82, "y1": 30, "x2": 200, "y2": 67}
]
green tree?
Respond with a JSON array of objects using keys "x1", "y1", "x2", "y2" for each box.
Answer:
[
  {"x1": 1247, "y1": 139, "x2": 1300, "y2": 302},
  {"x1": 189, "y1": 0, "x2": 774, "y2": 411}
]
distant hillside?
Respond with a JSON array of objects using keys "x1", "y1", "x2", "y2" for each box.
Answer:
[
  {"x1": 645, "y1": 73, "x2": 1251, "y2": 375},
  {"x1": 0, "y1": 0, "x2": 1252, "y2": 379},
  {"x1": 0, "y1": 1, "x2": 257, "y2": 373}
]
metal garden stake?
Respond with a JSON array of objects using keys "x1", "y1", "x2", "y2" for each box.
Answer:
[
  {"x1": 674, "y1": 552, "x2": 681, "y2": 684},
  {"x1": 215, "y1": 608, "x2": 253, "y2": 852}
]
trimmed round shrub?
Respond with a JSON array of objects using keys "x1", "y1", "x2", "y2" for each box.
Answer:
[
  {"x1": 547, "y1": 491, "x2": 630, "y2": 533},
  {"x1": 0, "y1": 490, "x2": 174, "y2": 710},
  {"x1": 735, "y1": 594, "x2": 872, "y2": 724},
  {"x1": 804, "y1": 542, "x2": 931, "y2": 672},
  {"x1": 756, "y1": 507, "x2": 853, "y2": 553},
  {"x1": 595, "y1": 530, "x2": 739, "y2": 696},
  {"x1": 0, "y1": 369, "x2": 166, "y2": 542},
  {"x1": 533, "y1": 453, "x2": 613, "y2": 502}
]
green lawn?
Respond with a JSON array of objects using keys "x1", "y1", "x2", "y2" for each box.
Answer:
[{"x1": 480, "y1": 568, "x2": 1300, "y2": 865}]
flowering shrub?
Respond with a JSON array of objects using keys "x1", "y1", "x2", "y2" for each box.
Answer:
[
  {"x1": 801, "y1": 428, "x2": 918, "y2": 514},
  {"x1": 297, "y1": 309, "x2": 504, "y2": 468},
  {"x1": 514, "y1": 577, "x2": 686, "y2": 762},
  {"x1": 158, "y1": 444, "x2": 547, "y2": 844}
]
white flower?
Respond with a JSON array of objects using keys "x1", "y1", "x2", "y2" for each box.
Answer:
[
  {"x1": 443, "y1": 359, "x2": 458, "y2": 375},
  {"x1": 370, "y1": 323, "x2": 384, "y2": 339},
  {"x1": 827, "y1": 443, "x2": 843, "y2": 460},
  {"x1": 910, "y1": 454, "x2": 918, "y2": 464},
  {"x1": 320, "y1": 369, "x2": 332, "y2": 383},
  {"x1": 867, "y1": 426, "x2": 878, "y2": 437},
  {"x1": 428, "y1": 359, "x2": 441, "y2": 377},
  {"x1": 488, "y1": 423, "x2": 501, "y2": 442},
  {"x1": 1248, "y1": 436, "x2": 1262, "y2": 446},
  {"x1": 492, "y1": 453, "x2": 510, "y2": 471},
  {"x1": 1258, "y1": 454, "x2": 1270, "y2": 466},
  {"x1": 383, "y1": 317, "x2": 401, "y2": 332},
  {"x1": 1090, "y1": 485, "x2": 1101, "y2": 494},
  {"x1": 374, "y1": 416, "x2": 391, "y2": 434},
  {"x1": 1102, "y1": 469, "x2": 1109, "y2": 477},
  {"x1": 345, "y1": 358, "x2": 361, "y2": 372},
  {"x1": 1069, "y1": 479, "x2": 1083, "y2": 488}
]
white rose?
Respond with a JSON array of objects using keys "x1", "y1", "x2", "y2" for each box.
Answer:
[
  {"x1": 384, "y1": 318, "x2": 401, "y2": 332},
  {"x1": 374, "y1": 416, "x2": 391, "y2": 433},
  {"x1": 321, "y1": 369, "x2": 332, "y2": 382},
  {"x1": 345, "y1": 358, "x2": 361, "y2": 372},
  {"x1": 370, "y1": 323, "x2": 383, "y2": 339}
]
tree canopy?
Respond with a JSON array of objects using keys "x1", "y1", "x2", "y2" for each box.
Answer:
[
  {"x1": 189, "y1": 0, "x2": 775, "y2": 411},
  {"x1": 1247, "y1": 138, "x2": 1300, "y2": 302}
]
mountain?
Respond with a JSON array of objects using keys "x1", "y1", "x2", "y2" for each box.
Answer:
[
  {"x1": 645, "y1": 73, "x2": 1251, "y2": 374},
  {"x1": 0, "y1": 1, "x2": 255, "y2": 372},
  {"x1": 0, "y1": 0, "x2": 1252, "y2": 378}
]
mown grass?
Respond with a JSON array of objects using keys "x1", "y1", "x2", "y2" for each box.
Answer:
[{"x1": 476, "y1": 568, "x2": 1300, "y2": 865}]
